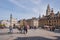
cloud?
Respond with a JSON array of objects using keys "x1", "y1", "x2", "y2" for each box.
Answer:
[
  {"x1": 9, "y1": 0, "x2": 26, "y2": 8},
  {"x1": 32, "y1": 5, "x2": 47, "y2": 16},
  {"x1": 30, "y1": 0, "x2": 41, "y2": 5},
  {"x1": 9, "y1": 0, "x2": 41, "y2": 8},
  {"x1": 32, "y1": 8, "x2": 40, "y2": 14},
  {"x1": 9, "y1": 0, "x2": 47, "y2": 16},
  {"x1": 30, "y1": 0, "x2": 47, "y2": 16}
]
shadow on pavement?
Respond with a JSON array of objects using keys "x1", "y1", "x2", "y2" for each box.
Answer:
[
  {"x1": 0, "y1": 32, "x2": 26, "y2": 35},
  {"x1": 53, "y1": 36, "x2": 60, "y2": 40},
  {"x1": 45, "y1": 29, "x2": 60, "y2": 33},
  {"x1": 0, "y1": 32, "x2": 10, "y2": 35},
  {"x1": 14, "y1": 36, "x2": 55, "y2": 40},
  {"x1": 54, "y1": 29, "x2": 60, "y2": 33}
]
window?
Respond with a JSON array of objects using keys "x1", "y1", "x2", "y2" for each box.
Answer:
[
  {"x1": 54, "y1": 20, "x2": 56, "y2": 22},
  {"x1": 49, "y1": 20, "x2": 51, "y2": 23}
]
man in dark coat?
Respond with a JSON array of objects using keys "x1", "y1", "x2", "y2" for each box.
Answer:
[{"x1": 24, "y1": 26, "x2": 27, "y2": 34}]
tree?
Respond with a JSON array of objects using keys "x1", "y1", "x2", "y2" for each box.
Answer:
[{"x1": 0, "y1": 24, "x2": 3, "y2": 29}]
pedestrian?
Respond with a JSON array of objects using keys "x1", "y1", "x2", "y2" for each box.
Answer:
[
  {"x1": 17, "y1": 27, "x2": 21, "y2": 33},
  {"x1": 24, "y1": 26, "x2": 28, "y2": 34},
  {"x1": 9, "y1": 26, "x2": 13, "y2": 33},
  {"x1": 52, "y1": 27, "x2": 55, "y2": 31}
]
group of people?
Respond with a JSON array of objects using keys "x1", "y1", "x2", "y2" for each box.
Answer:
[
  {"x1": 49, "y1": 26, "x2": 55, "y2": 31},
  {"x1": 9, "y1": 26, "x2": 28, "y2": 34},
  {"x1": 44, "y1": 26, "x2": 55, "y2": 31},
  {"x1": 18, "y1": 26, "x2": 28, "y2": 34}
]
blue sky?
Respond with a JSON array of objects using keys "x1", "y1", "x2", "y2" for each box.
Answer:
[{"x1": 0, "y1": 0, "x2": 60, "y2": 20}]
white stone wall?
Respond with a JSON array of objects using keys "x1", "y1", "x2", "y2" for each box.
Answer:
[
  {"x1": 1, "y1": 20, "x2": 10, "y2": 27},
  {"x1": 11, "y1": 18, "x2": 18, "y2": 27}
]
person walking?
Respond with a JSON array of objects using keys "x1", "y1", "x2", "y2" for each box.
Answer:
[
  {"x1": 9, "y1": 26, "x2": 13, "y2": 33},
  {"x1": 24, "y1": 26, "x2": 28, "y2": 34}
]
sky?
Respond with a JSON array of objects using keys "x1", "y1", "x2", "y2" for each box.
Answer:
[{"x1": 0, "y1": 0, "x2": 60, "y2": 20}]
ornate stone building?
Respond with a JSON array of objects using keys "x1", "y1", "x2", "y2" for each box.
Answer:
[
  {"x1": 10, "y1": 14, "x2": 18, "y2": 27},
  {"x1": 26, "y1": 17, "x2": 39, "y2": 28},
  {"x1": 46, "y1": 4, "x2": 51, "y2": 16},
  {"x1": 18, "y1": 17, "x2": 39, "y2": 28},
  {"x1": 0, "y1": 14, "x2": 18, "y2": 28},
  {"x1": 26, "y1": 17, "x2": 38, "y2": 27},
  {"x1": 39, "y1": 4, "x2": 60, "y2": 28}
]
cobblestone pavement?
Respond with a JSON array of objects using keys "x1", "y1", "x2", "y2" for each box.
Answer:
[{"x1": 0, "y1": 29, "x2": 60, "y2": 40}]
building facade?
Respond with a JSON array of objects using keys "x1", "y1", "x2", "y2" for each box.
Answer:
[
  {"x1": 39, "y1": 4, "x2": 60, "y2": 28},
  {"x1": 26, "y1": 17, "x2": 39, "y2": 28},
  {"x1": 0, "y1": 20, "x2": 10, "y2": 27},
  {"x1": 10, "y1": 14, "x2": 18, "y2": 27},
  {"x1": 0, "y1": 14, "x2": 18, "y2": 28}
]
